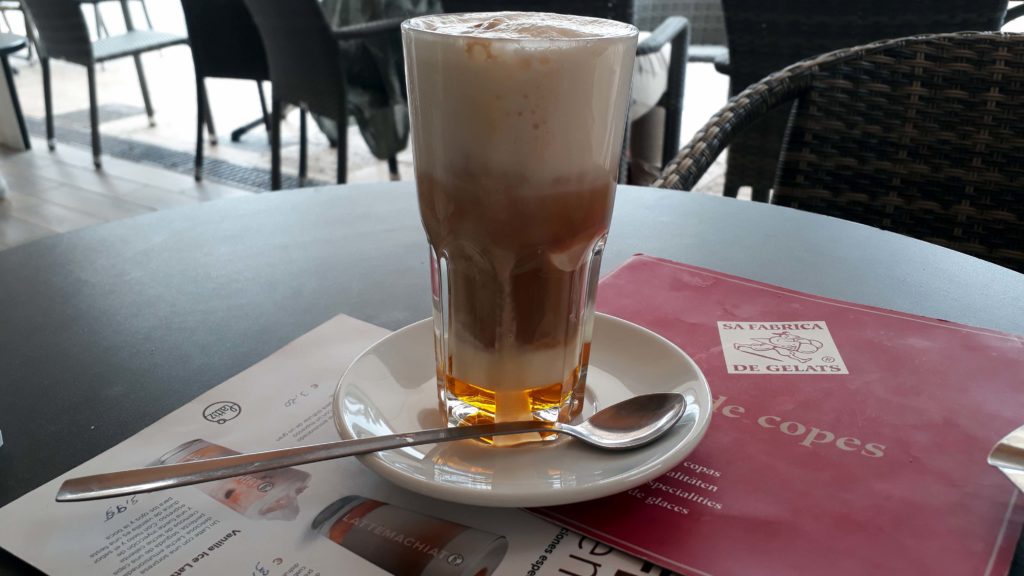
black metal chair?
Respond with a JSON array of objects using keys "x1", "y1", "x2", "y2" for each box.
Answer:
[
  {"x1": 180, "y1": 0, "x2": 270, "y2": 181},
  {"x1": 715, "y1": 0, "x2": 1013, "y2": 202},
  {"x1": 242, "y1": 0, "x2": 404, "y2": 190},
  {"x1": 656, "y1": 32, "x2": 1024, "y2": 271},
  {"x1": 21, "y1": 0, "x2": 187, "y2": 168},
  {"x1": 443, "y1": 0, "x2": 690, "y2": 174}
]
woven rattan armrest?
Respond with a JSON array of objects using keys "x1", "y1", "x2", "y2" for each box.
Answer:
[{"x1": 654, "y1": 44, "x2": 814, "y2": 190}]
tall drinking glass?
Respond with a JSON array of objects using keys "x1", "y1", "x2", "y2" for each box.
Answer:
[{"x1": 402, "y1": 12, "x2": 637, "y2": 440}]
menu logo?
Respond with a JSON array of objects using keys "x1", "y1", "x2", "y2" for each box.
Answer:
[
  {"x1": 718, "y1": 321, "x2": 848, "y2": 375},
  {"x1": 203, "y1": 401, "x2": 242, "y2": 424}
]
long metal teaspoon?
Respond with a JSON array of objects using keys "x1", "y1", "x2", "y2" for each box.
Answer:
[{"x1": 56, "y1": 392, "x2": 686, "y2": 502}]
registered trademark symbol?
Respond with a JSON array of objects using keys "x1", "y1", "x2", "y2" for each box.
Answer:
[{"x1": 822, "y1": 356, "x2": 835, "y2": 363}]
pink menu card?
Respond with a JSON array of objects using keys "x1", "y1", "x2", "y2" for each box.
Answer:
[{"x1": 535, "y1": 255, "x2": 1024, "y2": 576}]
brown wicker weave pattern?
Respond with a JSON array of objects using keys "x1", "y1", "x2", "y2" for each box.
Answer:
[
  {"x1": 717, "y1": 0, "x2": 1010, "y2": 201},
  {"x1": 656, "y1": 32, "x2": 1024, "y2": 271},
  {"x1": 655, "y1": 56, "x2": 811, "y2": 190}
]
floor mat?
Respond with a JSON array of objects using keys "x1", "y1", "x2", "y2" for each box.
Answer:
[{"x1": 52, "y1": 103, "x2": 147, "y2": 128}]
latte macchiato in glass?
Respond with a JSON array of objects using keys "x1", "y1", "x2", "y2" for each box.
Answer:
[{"x1": 402, "y1": 12, "x2": 637, "y2": 440}]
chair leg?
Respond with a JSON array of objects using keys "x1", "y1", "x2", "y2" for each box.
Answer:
[
  {"x1": 41, "y1": 56, "x2": 54, "y2": 150},
  {"x1": 298, "y1": 106, "x2": 307, "y2": 186},
  {"x1": 228, "y1": 83, "x2": 268, "y2": 143},
  {"x1": 387, "y1": 155, "x2": 399, "y2": 181},
  {"x1": 257, "y1": 81, "x2": 270, "y2": 135},
  {"x1": 195, "y1": 77, "x2": 205, "y2": 181},
  {"x1": 270, "y1": 98, "x2": 282, "y2": 191},
  {"x1": 722, "y1": 167, "x2": 740, "y2": 198},
  {"x1": 200, "y1": 79, "x2": 216, "y2": 144},
  {"x1": 1, "y1": 10, "x2": 12, "y2": 33},
  {"x1": 336, "y1": 108, "x2": 347, "y2": 184},
  {"x1": 132, "y1": 55, "x2": 155, "y2": 126},
  {"x1": 87, "y1": 64, "x2": 101, "y2": 169},
  {"x1": 661, "y1": 25, "x2": 689, "y2": 171}
]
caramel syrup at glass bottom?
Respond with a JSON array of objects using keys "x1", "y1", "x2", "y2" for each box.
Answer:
[{"x1": 445, "y1": 343, "x2": 590, "y2": 444}]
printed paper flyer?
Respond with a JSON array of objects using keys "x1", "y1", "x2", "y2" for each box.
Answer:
[{"x1": 0, "y1": 314, "x2": 673, "y2": 576}]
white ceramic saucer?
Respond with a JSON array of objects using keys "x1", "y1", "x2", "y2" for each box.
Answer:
[{"x1": 333, "y1": 313, "x2": 712, "y2": 508}]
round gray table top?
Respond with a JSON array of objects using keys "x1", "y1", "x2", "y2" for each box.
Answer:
[{"x1": 1, "y1": 183, "x2": 1022, "y2": 573}]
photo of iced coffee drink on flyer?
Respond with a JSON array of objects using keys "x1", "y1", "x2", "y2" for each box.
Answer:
[
  {"x1": 312, "y1": 496, "x2": 509, "y2": 576},
  {"x1": 151, "y1": 439, "x2": 311, "y2": 521},
  {"x1": 402, "y1": 13, "x2": 637, "y2": 441}
]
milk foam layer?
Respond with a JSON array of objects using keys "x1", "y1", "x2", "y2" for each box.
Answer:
[
  {"x1": 403, "y1": 12, "x2": 637, "y2": 190},
  {"x1": 404, "y1": 11, "x2": 636, "y2": 40}
]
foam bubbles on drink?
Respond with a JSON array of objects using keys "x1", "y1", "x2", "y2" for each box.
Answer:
[{"x1": 404, "y1": 11, "x2": 636, "y2": 40}]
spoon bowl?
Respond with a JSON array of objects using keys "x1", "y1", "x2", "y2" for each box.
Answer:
[
  {"x1": 562, "y1": 392, "x2": 687, "y2": 450},
  {"x1": 56, "y1": 393, "x2": 686, "y2": 502}
]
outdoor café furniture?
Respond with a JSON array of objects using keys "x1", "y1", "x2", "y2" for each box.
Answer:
[
  {"x1": 715, "y1": 0, "x2": 1014, "y2": 201},
  {"x1": 657, "y1": 32, "x2": 1024, "y2": 272},
  {"x1": 180, "y1": 0, "x2": 270, "y2": 181},
  {"x1": 22, "y1": 0, "x2": 187, "y2": 169},
  {"x1": 242, "y1": 0, "x2": 404, "y2": 189}
]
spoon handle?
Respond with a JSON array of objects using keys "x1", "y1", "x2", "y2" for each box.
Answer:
[{"x1": 56, "y1": 421, "x2": 558, "y2": 502}]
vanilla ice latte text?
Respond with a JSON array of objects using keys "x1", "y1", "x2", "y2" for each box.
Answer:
[{"x1": 403, "y1": 13, "x2": 637, "y2": 438}]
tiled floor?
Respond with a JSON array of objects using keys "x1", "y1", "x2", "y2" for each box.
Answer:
[
  {"x1": 0, "y1": 0, "x2": 733, "y2": 251},
  {"x1": 0, "y1": 136, "x2": 249, "y2": 249}
]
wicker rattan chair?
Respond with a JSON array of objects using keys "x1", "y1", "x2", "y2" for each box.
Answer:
[
  {"x1": 656, "y1": 32, "x2": 1024, "y2": 271},
  {"x1": 716, "y1": 0, "x2": 1013, "y2": 202},
  {"x1": 181, "y1": 0, "x2": 270, "y2": 181},
  {"x1": 22, "y1": 0, "x2": 187, "y2": 169},
  {"x1": 242, "y1": 0, "x2": 405, "y2": 190}
]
